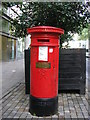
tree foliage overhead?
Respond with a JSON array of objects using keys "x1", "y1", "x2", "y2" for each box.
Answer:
[
  {"x1": 3, "y1": 2, "x2": 89, "y2": 42},
  {"x1": 79, "y1": 28, "x2": 89, "y2": 40}
]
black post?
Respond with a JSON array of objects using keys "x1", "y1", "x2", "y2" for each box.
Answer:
[{"x1": 24, "y1": 49, "x2": 30, "y2": 94}]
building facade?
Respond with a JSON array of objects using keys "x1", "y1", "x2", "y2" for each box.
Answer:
[{"x1": 0, "y1": 3, "x2": 25, "y2": 62}]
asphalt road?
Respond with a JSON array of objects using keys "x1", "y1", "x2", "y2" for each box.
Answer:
[
  {"x1": 2, "y1": 59, "x2": 25, "y2": 96},
  {"x1": 86, "y1": 58, "x2": 90, "y2": 91}
]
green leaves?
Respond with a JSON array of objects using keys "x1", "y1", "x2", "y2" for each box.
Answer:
[
  {"x1": 5, "y1": 2, "x2": 89, "y2": 43},
  {"x1": 79, "y1": 26, "x2": 89, "y2": 40}
]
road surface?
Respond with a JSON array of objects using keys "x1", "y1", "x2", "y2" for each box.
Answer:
[
  {"x1": 2, "y1": 59, "x2": 25, "y2": 96},
  {"x1": 86, "y1": 58, "x2": 90, "y2": 91}
]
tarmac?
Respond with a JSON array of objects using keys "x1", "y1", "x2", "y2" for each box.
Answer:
[
  {"x1": 1, "y1": 82, "x2": 89, "y2": 119},
  {"x1": 2, "y1": 59, "x2": 25, "y2": 95}
]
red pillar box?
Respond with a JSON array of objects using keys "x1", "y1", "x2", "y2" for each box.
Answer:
[{"x1": 27, "y1": 26, "x2": 64, "y2": 116}]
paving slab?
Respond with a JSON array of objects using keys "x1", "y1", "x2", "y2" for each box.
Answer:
[{"x1": 1, "y1": 83, "x2": 90, "y2": 119}]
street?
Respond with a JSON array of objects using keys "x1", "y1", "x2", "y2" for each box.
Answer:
[
  {"x1": 86, "y1": 58, "x2": 90, "y2": 91},
  {"x1": 2, "y1": 59, "x2": 25, "y2": 96}
]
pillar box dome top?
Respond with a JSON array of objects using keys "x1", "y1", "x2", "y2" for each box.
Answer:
[{"x1": 27, "y1": 26, "x2": 64, "y2": 35}]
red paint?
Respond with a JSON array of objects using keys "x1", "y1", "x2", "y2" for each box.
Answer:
[{"x1": 27, "y1": 26, "x2": 64, "y2": 98}]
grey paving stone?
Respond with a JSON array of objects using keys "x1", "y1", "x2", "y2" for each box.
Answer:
[
  {"x1": 20, "y1": 114, "x2": 27, "y2": 118},
  {"x1": 44, "y1": 116, "x2": 52, "y2": 120},
  {"x1": 65, "y1": 115, "x2": 71, "y2": 118},
  {"x1": 52, "y1": 114, "x2": 58, "y2": 117},
  {"x1": 58, "y1": 111, "x2": 64, "y2": 116},
  {"x1": 59, "y1": 115, "x2": 65, "y2": 119},
  {"x1": 26, "y1": 117, "x2": 32, "y2": 120},
  {"x1": 18, "y1": 108, "x2": 25, "y2": 112},
  {"x1": 32, "y1": 115, "x2": 39, "y2": 119},
  {"x1": 65, "y1": 118, "x2": 72, "y2": 120},
  {"x1": 77, "y1": 113, "x2": 84, "y2": 118},
  {"x1": 9, "y1": 111, "x2": 17, "y2": 118},
  {"x1": 83, "y1": 112, "x2": 88, "y2": 118},
  {"x1": 13, "y1": 112, "x2": 23, "y2": 118},
  {"x1": 2, "y1": 83, "x2": 89, "y2": 119},
  {"x1": 71, "y1": 115, "x2": 77, "y2": 118},
  {"x1": 38, "y1": 117, "x2": 45, "y2": 120},
  {"x1": 52, "y1": 118, "x2": 58, "y2": 120},
  {"x1": 26, "y1": 112, "x2": 33, "y2": 118},
  {"x1": 2, "y1": 112, "x2": 9, "y2": 118},
  {"x1": 64, "y1": 110, "x2": 70, "y2": 113},
  {"x1": 7, "y1": 115, "x2": 13, "y2": 118}
]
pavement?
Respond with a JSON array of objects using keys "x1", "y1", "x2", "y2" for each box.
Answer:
[
  {"x1": 0, "y1": 57, "x2": 90, "y2": 119},
  {"x1": 1, "y1": 82, "x2": 89, "y2": 119}
]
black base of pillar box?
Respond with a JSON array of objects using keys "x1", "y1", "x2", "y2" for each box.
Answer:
[{"x1": 29, "y1": 95, "x2": 58, "y2": 116}]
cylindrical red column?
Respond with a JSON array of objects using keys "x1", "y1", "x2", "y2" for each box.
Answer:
[{"x1": 27, "y1": 26, "x2": 64, "y2": 116}]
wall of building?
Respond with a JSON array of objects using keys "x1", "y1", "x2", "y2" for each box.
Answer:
[
  {"x1": 62, "y1": 40, "x2": 87, "y2": 49},
  {"x1": 2, "y1": 18, "x2": 9, "y2": 34},
  {"x1": 68, "y1": 40, "x2": 86, "y2": 49},
  {"x1": 1, "y1": 35, "x2": 16, "y2": 62},
  {"x1": 16, "y1": 38, "x2": 25, "y2": 60}
]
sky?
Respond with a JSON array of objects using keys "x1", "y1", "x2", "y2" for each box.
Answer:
[{"x1": 7, "y1": 5, "x2": 22, "y2": 19}]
